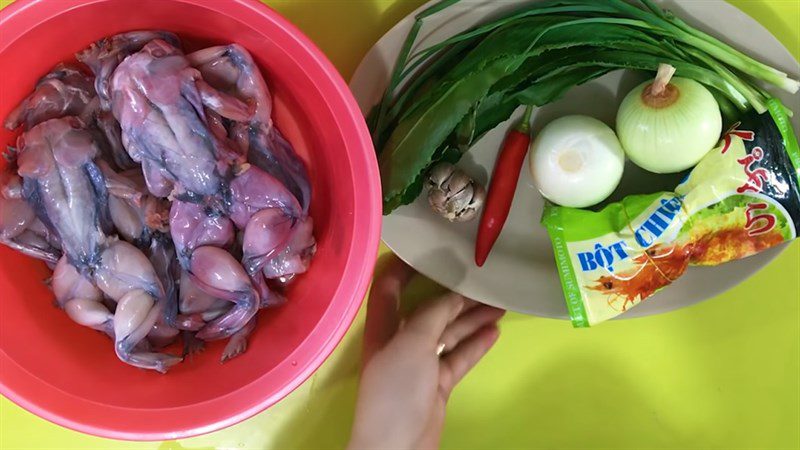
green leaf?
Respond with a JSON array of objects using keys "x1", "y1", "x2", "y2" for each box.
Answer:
[
  {"x1": 385, "y1": 146, "x2": 462, "y2": 214},
  {"x1": 395, "y1": 40, "x2": 479, "y2": 123},
  {"x1": 463, "y1": 67, "x2": 612, "y2": 148},
  {"x1": 454, "y1": 105, "x2": 478, "y2": 152},
  {"x1": 380, "y1": 57, "x2": 514, "y2": 209},
  {"x1": 439, "y1": 16, "x2": 571, "y2": 83},
  {"x1": 531, "y1": 50, "x2": 751, "y2": 110},
  {"x1": 374, "y1": 39, "x2": 480, "y2": 151},
  {"x1": 514, "y1": 67, "x2": 612, "y2": 105},
  {"x1": 402, "y1": 3, "x2": 624, "y2": 73}
]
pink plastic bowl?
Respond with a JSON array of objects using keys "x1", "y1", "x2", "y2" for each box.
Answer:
[{"x1": 0, "y1": 0, "x2": 380, "y2": 440}]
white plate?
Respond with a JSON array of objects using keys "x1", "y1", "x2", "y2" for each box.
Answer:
[{"x1": 350, "y1": 0, "x2": 800, "y2": 318}]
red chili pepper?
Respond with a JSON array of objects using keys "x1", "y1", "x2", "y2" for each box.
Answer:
[{"x1": 475, "y1": 105, "x2": 534, "y2": 267}]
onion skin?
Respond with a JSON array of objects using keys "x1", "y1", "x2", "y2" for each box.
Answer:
[{"x1": 617, "y1": 77, "x2": 722, "y2": 174}]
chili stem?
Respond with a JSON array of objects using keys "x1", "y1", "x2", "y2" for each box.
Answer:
[{"x1": 517, "y1": 105, "x2": 534, "y2": 134}]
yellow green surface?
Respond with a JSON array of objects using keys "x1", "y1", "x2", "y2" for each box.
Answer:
[{"x1": 1, "y1": 0, "x2": 799, "y2": 449}]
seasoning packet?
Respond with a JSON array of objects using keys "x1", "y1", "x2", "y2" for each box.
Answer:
[{"x1": 542, "y1": 98, "x2": 800, "y2": 327}]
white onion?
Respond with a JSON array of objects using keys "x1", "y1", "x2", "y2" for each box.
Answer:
[
  {"x1": 530, "y1": 115, "x2": 625, "y2": 208},
  {"x1": 617, "y1": 64, "x2": 722, "y2": 174}
]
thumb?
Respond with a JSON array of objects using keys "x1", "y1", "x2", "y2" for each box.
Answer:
[{"x1": 363, "y1": 254, "x2": 416, "y2": 364}]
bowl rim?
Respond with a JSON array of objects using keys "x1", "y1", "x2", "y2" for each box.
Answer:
[{"x1": 0, "y1": 0, "x2": 381, "y2": 441}]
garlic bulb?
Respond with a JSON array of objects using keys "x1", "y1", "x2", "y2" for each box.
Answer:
[{"x1": 426, "y1": 162, "x2": 485, "y2": 222}]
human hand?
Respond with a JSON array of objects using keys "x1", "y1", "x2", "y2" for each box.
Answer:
[{"x1": 348, "y1": 255, "x2": 505, "y2": 450}]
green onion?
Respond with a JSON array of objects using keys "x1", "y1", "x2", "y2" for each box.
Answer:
[{"x1": 370, "y1": 0, "x2": 462, "y2": 143}]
